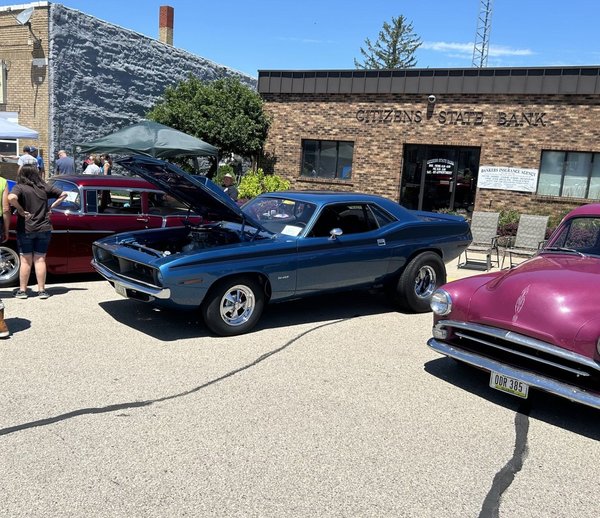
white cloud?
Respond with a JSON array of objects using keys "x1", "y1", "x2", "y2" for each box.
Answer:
[{"x1": 421, "y1": 41, "x2": 533, "y2": 59}]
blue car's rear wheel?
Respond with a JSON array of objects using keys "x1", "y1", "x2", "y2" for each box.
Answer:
[
  {"x1": 393, "y1": 252, "x2": 446, "y2": 312},
  {"x1": 202, "y1": 276, "x2": 265, "y2": 336}
]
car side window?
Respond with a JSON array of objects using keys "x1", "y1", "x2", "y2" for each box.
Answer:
[
  {"x1": 308, "y1": 203, "x2": 376, "y2": 237},
  {"x1": 368, "y1": 204, "x2": 396, "y2": 228},
  {"x1": 48, "y1": 179, "x2": 81, "y2": 212},
  {"x1": 96, "y1": 189, "x2": 143, "y2": 215}
]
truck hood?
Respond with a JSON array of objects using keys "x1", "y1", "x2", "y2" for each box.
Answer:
[
  {"x1": 468, "y1": 254, "x2": 600, "y2": 352},
  {"x1": 117, "y1": 155, "x2": 268, "y2": 232}
]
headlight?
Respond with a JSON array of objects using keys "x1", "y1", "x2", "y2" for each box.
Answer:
[
  {"x1": 156, "y1": 269, "x2": 163, "y2": 285},
  {"x1": 430, "y1": 289, "x2": 452, "y2": 316}
]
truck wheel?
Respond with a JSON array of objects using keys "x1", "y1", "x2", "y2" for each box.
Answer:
[
  {"x1": 394, "y1": 252, "x2": 446, "y2": 313},
  {"x1": 201, "y1": 276, "x2": 265, "y2": 336},
  {"x1": 0, "y1": 247, "x2": 20, "y2": 288}
]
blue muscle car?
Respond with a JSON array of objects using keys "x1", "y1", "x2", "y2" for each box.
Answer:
[{"x1": 92, "y1": 156, "x2": 472, "y2": 336}]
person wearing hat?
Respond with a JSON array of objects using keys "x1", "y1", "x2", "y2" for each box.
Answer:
[
  {"x1": 17, "y1": 146, "x2": 38, "y2": 172},
  {"x1": 221, "y1": 172, "x2": 239, "y2": 201},
  {"x1": 29, "y1": 146, "x2": 45, "y2": 179}
]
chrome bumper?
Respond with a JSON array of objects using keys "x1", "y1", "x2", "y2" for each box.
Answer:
[
  {"x1": 428, "y1": 338, "x2": 600, "y2": 410},
  {"x1": 92, "y1": 260, "x2": 171, "y2": 300}
]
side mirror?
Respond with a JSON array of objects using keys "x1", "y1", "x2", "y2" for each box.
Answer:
[{"x1": 329, "y1": 228, "x2": 343, "y2": 240}]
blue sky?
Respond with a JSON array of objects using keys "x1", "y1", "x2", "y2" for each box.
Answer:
[{"x1": 22, "y1": 0, "x2": 600, "y2": 77}]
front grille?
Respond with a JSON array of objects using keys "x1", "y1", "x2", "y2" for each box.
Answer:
[
  {"x1": 437, "y1": 320, "x2": 600, "y2": 393},
  {"x1": 94, "y1": 247, "x2": 159, "y2": 287}
]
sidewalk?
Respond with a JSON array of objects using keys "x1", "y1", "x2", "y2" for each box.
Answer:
[{"x1": 445, "y1": 254, "x2": 505, "y2": 282}]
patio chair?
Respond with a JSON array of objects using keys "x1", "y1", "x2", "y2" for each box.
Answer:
[
  {"x1": 501, "y1": 214, "x2": 549, "y2": 268},
  {"x1": 457, "y1": 211, "x2": 500, "y2": 271}
]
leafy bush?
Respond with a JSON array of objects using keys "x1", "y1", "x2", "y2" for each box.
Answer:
[
  {"x1": 238, "y1": 168, "x2": 290, "y2": 199},
  {"x1": 498, "y1": 209, "x2": 520, "y2": 236}
]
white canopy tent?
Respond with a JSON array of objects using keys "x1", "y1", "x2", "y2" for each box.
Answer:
[{"x1": 0, "y1": 118, "x2": 39, "y2": 139}]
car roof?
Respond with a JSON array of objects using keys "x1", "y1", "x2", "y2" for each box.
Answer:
[
  {"x1": 564, "y1": 203, "x2": 600, "y2": 219},
  {"x1": 260, "y1": 190, "x2": 417, "y2": 219},
  {"x1": 266, "y1": 190, "x2": 391, "y2": 203},
  {"x1": 49, "y1": 174, "x2": 159, "y2": 190}
]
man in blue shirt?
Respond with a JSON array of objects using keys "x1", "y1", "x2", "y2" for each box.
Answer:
[
  {"x1": 29, "y1": 146, "x2": 45, "y2": 179},
  {"x1": 55, "y1": 149, "x2": 75, "y2": 175}
]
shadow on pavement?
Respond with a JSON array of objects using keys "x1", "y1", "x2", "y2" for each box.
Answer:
[
  {"x1": 98, "y1": 289, "x2": 399, "y2": 341},
  {"x1": 424, "y1": 357, "x2": 600, "y2": 440}
]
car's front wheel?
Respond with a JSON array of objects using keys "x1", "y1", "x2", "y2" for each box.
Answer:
[
  {"x1": 0, "y1": 246, "x2": 20, "y2": 288},
  {"x1": 392, "y1": 252, "x2": 446, "y2": 312},
  {"x1": 201, "y1": 276, "x2": 265, "y2": 336}
]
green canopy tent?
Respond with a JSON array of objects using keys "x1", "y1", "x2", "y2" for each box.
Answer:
[{"x1": 74, "y1": 120, "x2": 219, "y2": 173}]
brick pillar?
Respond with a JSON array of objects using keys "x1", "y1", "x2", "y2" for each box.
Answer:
[{"x1": 159, "y1": 6, "x2": 174, "y2": 45}]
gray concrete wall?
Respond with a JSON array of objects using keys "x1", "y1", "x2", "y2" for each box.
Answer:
[{"x1": 48, "y1": 3, "x2": 256, "y2": 163}]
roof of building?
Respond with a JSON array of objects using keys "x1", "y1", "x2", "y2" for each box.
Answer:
[{"x1": 258, "y1": 66, "x2": 600, "y2": 96}]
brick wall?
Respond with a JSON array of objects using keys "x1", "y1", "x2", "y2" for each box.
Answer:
[
  {"x1": 261, "y1": 92, "x2": 600, "y2": 217},
  {"x1": 0, "y1": 5, "x2": 50, "y2": 171}
]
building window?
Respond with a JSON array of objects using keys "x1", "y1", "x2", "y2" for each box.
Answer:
[
  {"x1": 301, "y1": 139, "x2": 354, "y2": 180},
  {"x1": 0, "y1": 139, "x2": 17, "y2": 156},
  {"x1": 537, "y1": 150, "x2": 600, "y2": 199}
]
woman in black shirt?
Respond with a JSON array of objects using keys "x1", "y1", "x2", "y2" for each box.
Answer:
[{"x1": 8, "y1": 164, "x2": 67, "y2": 299}]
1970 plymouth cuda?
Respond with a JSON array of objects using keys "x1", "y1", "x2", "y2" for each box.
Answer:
[
  {"x1": 428, "y1": 203, "x2": 600, "y2": 409},
  {"x1": 92, "y1": 155, "x2": 472, "y2": 336}
]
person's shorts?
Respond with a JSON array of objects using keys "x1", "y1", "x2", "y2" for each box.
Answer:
[{"x1": 17, "y1": 231, "x2": 52, "y2": 255}]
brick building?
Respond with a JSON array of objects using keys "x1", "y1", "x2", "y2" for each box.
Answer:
[
  {"x1": 0, "y1": 2, "x2": 255, "y2": 178},
  {"x1": 257, "y1": 67, "x2": 600, "y2": 220}
]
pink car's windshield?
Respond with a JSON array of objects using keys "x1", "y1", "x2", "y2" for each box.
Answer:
[{"x1": 545, "y1": 216, "x2": 600, "y2": 256}]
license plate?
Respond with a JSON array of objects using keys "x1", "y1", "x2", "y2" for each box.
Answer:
[
  {"x1": 114, "y1": 283, "x2": 127, "y2": 298},
  {"x1": 489, "y1": 371, "x2": 529, "y2": 399}
]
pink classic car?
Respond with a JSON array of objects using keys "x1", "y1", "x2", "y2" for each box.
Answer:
[{"x1": 427, "y1": 203, "x2": 600, "y2": 410}]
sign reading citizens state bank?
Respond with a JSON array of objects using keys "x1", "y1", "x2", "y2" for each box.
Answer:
[
  {"x1": 355, "y1": 109, "x2": 547, "y2": 127},
  {"x1": 478, "y1": 166, "x2": 539, "y2": 192}
]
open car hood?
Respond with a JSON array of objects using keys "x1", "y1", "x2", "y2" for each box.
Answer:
[{"x1": 117, "y1": 155, "x2": 266, "y2": 231}]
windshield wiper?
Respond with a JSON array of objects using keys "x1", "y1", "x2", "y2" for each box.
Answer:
[{"x1": 541, "y1": 247, "x2": 586, "y2": 257}]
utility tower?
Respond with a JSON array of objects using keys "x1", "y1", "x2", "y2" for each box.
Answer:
[{"x1": 472, "y1": 0, "x2": 494, "y2": 67}]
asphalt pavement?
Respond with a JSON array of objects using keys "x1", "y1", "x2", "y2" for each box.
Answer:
[{"x1": 0, "y1": 263, "x2": 598, "y2": 518}]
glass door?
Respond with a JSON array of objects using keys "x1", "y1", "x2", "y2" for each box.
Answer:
[{"x1": 401, "y1": 144, "x2": 480, "y2": 213}]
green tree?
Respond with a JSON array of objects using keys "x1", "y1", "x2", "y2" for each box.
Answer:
[
  {"x1": 148, "y1": 76, "x2": 270, "y2": 164},
  {"x1": 354, "y1": 15, "x2": 422, "y2": 69}
]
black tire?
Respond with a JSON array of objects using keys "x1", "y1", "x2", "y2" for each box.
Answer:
[
  {"x1": 201, "y1": 276, "x2": 265, "y2": 336},
  {"x1": 0, "y1": 246, "x2": 20, "y2": 288},
  {"x1": 393, "y1": 252, "x2": 446, "y2": 313}
]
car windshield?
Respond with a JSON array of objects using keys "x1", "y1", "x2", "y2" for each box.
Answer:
[
  {"x1": 544, "y1": 216, "x2": 600, "y2": 257},
  {"x1": 242, "y1": 197, "x2": 317, "y2": 236}
]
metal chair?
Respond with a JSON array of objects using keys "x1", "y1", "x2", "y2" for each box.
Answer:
[
  {"x1": 501, "y1": 214, "x2": 549, "y2": 268},
  {"x1": 457, "y1": 211, "x2": 500, "y2": 271}
]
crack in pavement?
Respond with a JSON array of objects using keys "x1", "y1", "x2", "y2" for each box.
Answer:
[
  {"x1": 0, "y1": 319, "x2": 346, "y2": 437},
  {"x1": 479, "y1": 401, "x2": 531, "y2": 518}
]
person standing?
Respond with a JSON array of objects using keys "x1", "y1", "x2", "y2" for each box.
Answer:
[
  {"x1": 17, "y1": 145, "x2": 38, "y2": 172},
  {"x1": 0, "y1": 175, "x2": 11, "y2": 336},
  {"x1": 55, "y1": 149, "x2": 76, "y2": 175},
  {"x1": 30, "y1": 147, "x2": 46, "y2": 179},
  {"x1": 100, "y1": 154, "x2": 112, "y2": 175},
  {"x1": 8, "y1": 164, "x2": 67, "y2": 299},
  {"x1": 83, "y1": 155, "x2": 102, "y2": 175},
  {"x1": 221, "y1": 173, "x2": 239, "y2": 201}
]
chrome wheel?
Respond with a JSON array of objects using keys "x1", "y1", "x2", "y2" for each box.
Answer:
[
  {"x1": 219, "y1": 284, "x2": 256, "y2": 327},
  {"x1": 0, "y1": 247, "x2": 20, "y2": 287},
  {"x1": 414, "y1": 265, "x2": 437, "y2": 299}
]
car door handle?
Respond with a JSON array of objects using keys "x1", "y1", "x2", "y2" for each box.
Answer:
[{"x1": 136, "y1": 217, "x2": 149, "y2": 223}]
